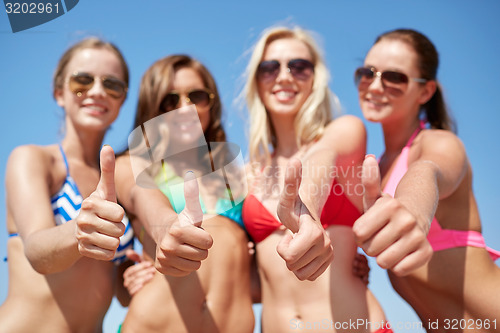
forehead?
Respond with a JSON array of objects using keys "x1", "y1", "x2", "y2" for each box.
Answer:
[
  {"x1": 172, "y1": 67, "x2": 204, "y2": 90},
  {"x1": 262, "y1": 38, "x2": 312, "y2": 61},
  {"x1": 365, "y1": 39, "x2": 419, "y2": 72},
  {"x1": 66, "y1": 48, "x2": 124, "y2": 79}
]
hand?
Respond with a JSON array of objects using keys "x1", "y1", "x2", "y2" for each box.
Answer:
[
  {"x1": 155, "y1": 171, "x2": 213, "y2": 277},
  {"x1": 76, "y1": 145, "x2": 126, "y2": 261},
  {"x1": 123, "y1": 249, "x2": 156, "y2": 296},
  {"x1": 276, "y1": 158, "x2": 334, "y2": 281},
  {"x1": 352, "y1": 155, "x2": 433, "y2": 276},
  {"x1": 353, "y1": 252, "x2": 370, "y2": 285}
]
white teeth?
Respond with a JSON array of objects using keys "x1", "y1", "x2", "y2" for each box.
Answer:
[
  {"x1": 275, "y1": 91, "x2": 295, "y2": 98},
  {"x1": 85, "y1": 105, "x2": 106, "y2": 112}
]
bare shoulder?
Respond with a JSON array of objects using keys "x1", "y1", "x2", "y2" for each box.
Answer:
[
  {"x1": 321, "y1": 115, "x2": 367, "y2": 156},
  {"x1": 6, "y1": 144, "x2": 55, "y2": 179},
  {"x1": 417, "y1": 129, "x2": 466, "y2": 160}
]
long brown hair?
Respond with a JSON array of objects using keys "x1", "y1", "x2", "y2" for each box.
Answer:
[
  {"x1": 132, "y1": 54, "x2": 226, "y2": 144},
  {"x1": 375, "y1": 29, "x2": 456, "y2": 133}
]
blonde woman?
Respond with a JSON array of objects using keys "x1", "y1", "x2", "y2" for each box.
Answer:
[{"x1": 241, "y1": 26, "x2": 391, "y2": 333}]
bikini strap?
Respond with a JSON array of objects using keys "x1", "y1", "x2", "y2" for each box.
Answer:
[
  {"x1": 404, "y1": 120, "x2": 426, "y2": 148},
  {"x1": 58, "y1": 144, "x2": 70, "y2": 175}
]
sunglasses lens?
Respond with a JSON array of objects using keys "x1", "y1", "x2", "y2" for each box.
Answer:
[
  {"x1": 257, "y1": 60, "x2": 280, "y2": 81},
  {"x1": 160, "y1": 93, "x2": 180, "y2": 112},
  {"x1": 288, "y1": 59, "x2": 314, "y2": 80},
  {"x1": 188, "y1": 90, "x2": 212, "y2": 108},
  {"x1": 381, "y1": 71, "x2": 409, "y2": 85},
  {"x1": 69, "y1": 73, "x2": 94, "y2": 95},
  {"x1": 102, "y1": 77, "x2": 127, "y2": 98},
  {"x1": 354, "y1": 67, "x2": 375, "y2": 86}
]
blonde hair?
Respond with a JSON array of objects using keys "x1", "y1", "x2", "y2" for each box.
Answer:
[{"x1": 243, "y1": 26, "x2": 339, "y2": 164}]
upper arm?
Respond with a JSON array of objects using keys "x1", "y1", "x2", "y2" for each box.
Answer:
[
  {"x1": 6, "y1": 146, "x2": 54, "y2": 239},
  {"x1": 411, "y1": 130, "x2": 467, "y2": 199}
]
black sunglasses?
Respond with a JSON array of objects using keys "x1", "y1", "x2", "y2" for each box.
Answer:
[
  {"x1": 355, "y1": 67, "x2": 427, "y2": 87},
  {"x1": 68, "y1": 72, "x2": 127, "y2": 99},
  {"x1": 160, "y1": 89, "x2": 215, "y2": 112},
  {"x1": 257, "y1": 58, "x2": 314, "y2": 82}
]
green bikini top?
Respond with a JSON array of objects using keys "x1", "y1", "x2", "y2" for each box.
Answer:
[{"x1": 155, "y1": 163, "x2": 245, "y2": 229}]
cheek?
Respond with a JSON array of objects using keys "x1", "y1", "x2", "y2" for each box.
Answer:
[{"x1": 200, "y1": 112, "x2": 211, "y2": 132}]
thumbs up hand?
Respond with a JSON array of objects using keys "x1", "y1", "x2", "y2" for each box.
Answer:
[
  {"x1": 352, "y1": 155, "x2": 432, "y2": 276},
  {"x1": 155, "y1": 171, "x2": 213, "y2": 277},
  {"x1": 76, "y1": 145, "x2": 126, "y2": 261},
  {"x1": 276, "y1": 158, "x2": 333, "y2": 281}
]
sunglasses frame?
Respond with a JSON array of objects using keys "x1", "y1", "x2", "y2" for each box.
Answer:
[
  {"x1": 355, "y1": 67, "x2": 427, "y2": 87},
  {"x1": 160, "y1": 88, "x2": 215, "y2": 113},
  {"x1": 68, "y1": 72, "x2": 128, "y2": 99},
  {"x1": 256, "y1": 58, "x2": 315, "y2": 82}
]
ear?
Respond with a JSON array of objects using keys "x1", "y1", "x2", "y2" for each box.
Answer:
[
  {"x1": 418, "y1": 80, "x2": 437, "y2": 105},
  {"x1": 54, "y1": 88, "x2": 65, "y2": 108}
]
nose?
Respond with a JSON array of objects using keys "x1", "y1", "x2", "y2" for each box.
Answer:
[
  {"x1": 275, "y1": 63, "x2": 292, "y2": 82},
  {"x1": 367, "y1": 72, "x2": 384, "y2": 92},
  {"x1": 87, "y1": 78, "x2": 106, "y2": 97},
  {"x1": 178, "y1": 93, "x2": 192, "y2": 108}
]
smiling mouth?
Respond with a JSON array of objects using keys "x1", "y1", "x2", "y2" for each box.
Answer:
[{"x1": 83, "y1": 104, "x2": 107, "y2": 114}]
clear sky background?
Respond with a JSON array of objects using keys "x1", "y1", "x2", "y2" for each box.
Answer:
[{"x1": 1, "y1": 1, "x2": 499, "y2": 332}]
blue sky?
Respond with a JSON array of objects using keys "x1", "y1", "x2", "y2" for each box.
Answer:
[{"x1": 1, "y1": 1, "x2": 499, "y2": 332}]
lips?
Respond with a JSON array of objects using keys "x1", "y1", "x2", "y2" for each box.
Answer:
[
  {"x1": 82, "y1": 103, "x2": 107, "y2": 115},
  {"x1": 272, "y1": 89, "x2": 297, "y2": 102}
]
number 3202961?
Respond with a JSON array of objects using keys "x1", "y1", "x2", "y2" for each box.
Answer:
[{"x1": 5, "y1": 2, "x2": 60, "y2": 14}]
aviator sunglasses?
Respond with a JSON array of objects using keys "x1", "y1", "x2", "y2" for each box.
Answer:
[
  {"x1": 354, "y1": 67, "x2": 427, "y2": 95},
  {"x1": 160, "y1": 89, "x2": 215, "y2": 112},
  {"x1": 257, "y1": 58, "x2": 314, "y2": 82},
  {"x1": 68, "y1": 72, "x2": 128, "y2": 99}
]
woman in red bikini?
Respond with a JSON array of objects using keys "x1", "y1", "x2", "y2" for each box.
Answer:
[
  {"x1": 354, "y1": 28, "x2": 500, "y2": 331},
  {"x1": 242, "y1": 25, "x2": 392, "y2": 333}
]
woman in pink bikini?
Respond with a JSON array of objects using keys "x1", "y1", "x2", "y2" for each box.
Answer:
[
  {"x1": 354, "y1": 28, "x2": 500, "y2": 331},
  {"x1": 242, "y1": 25, "x2": 392, "y2": 333}
]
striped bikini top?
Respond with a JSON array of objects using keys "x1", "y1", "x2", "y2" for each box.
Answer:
[{"x1": 51, "y1": 145, "x2": 134, "y2": 265}]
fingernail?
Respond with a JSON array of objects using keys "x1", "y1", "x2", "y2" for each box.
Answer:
[{"x1": 365, "y1": 154, "x2": 375, "y2": 159}]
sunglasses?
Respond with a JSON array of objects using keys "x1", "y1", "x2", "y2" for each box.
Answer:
[
  {"x1": 68, "y1": 72, "x2": 128, "y2": 99},
  {"x1": 160, "y1": 89, "x2": 215, "y2": 112},
  {"x1": 355, "y1": 67, "x2": 427, "y2": 95},
  {"x1": 257, "y1": 58, "x2": 314, "y2": 82}
]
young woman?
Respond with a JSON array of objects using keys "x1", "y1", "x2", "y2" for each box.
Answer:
[
  {"x1": 241, "y1": 26, "x2": 391, "y2": 333},
  {"x1": 115, "y1": 55, "x2": 254, "y2": 333},
  {"x1": 0, "y1": 37, "x2": 133, "y2": 332},
  {"x1": 354, "y1": 28, "x2": 500, "y2": 331}
]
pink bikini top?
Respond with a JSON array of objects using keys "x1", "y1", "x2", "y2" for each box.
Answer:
[{"x1": 382, "y1": 122, "x2": 500, "y2": 261}]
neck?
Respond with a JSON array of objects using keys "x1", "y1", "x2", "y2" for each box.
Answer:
[
  {"x1": 269, "y1": 113, "x2": 299, "y2": 158},
  {"x1": 62, "y1": 121, "x2": 106, "y2": 169},
  {"x1": 382, "y1": 117, "x2": 421, "y2": 155}
]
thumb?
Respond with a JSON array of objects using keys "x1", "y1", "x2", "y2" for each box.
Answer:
[
  {"x1": 278, "y1": 158, "x2": 302, "y2": 233},
  {"x1": 96, "y1": 145, "x2": 117, "y2": 202},
  {"x1": 182, "y1": 171, "x2": 204, "y2": 227},
  {"x1": 362, "y1": 155, "x2": 382, "y2": 212},
  {"x1": 125, "y1": 249, "x2": 142, "y2": 263}
]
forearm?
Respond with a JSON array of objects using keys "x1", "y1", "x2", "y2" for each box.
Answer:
[
  {"x1": 394, "y1": 161, "x2": 440, "y2": 233},
  {"x1": 23, "y1": 221, "x2": 81, "y2": 274},
  {"x1": 299, "y1": 150, "x2": 336, "y2": 221},
  {"x1": 130, "y1": 186, "x2": 177, "y2": 244}
]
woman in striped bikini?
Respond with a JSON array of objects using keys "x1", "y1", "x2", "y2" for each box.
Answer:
[{"x1": 0, "y1": 37, "x2": 133, "y2": 332}]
